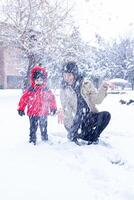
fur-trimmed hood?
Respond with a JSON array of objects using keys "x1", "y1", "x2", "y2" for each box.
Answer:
[{"x1": 30, "y1": 65, "x2": 48, "y2": 88}]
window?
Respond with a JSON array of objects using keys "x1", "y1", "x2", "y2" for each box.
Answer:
[{"x1": 7, "y1": 75, "x2": 22, "y2": 89}]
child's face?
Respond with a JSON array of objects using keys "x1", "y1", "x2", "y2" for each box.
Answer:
[{"x1": 34, "y1": 77, "x2": 44, "y2": 85}]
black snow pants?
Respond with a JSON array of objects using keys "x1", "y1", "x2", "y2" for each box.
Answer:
[
  {"x1": 29, "y1": 116, "x2": 48, "y2": 144},
  {"x1": 80, "y1": 111, "x2": 111, "y2": 142},
  {"x1": 69, "y1": 111, "x2": 111, "y2": 143}
]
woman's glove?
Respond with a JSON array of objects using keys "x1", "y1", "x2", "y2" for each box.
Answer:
[
  {"x1": 57, "y1": 108, "x2": 64, "y2": 124},
  {"x1": 50, "y1": 109, "x2": 57, "y2": 116}
]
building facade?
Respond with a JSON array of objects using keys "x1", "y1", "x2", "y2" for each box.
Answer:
[{"x1": 0, "y1": 46, "x2": 25, "y2": 89}]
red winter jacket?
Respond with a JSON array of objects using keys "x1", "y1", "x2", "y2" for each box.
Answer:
[{"x1": 18, "y1": 66, "x2": 57, "y2": 116}]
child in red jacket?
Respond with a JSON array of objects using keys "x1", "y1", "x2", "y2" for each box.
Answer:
[{"x1": 18, "y1": 65, "x2": 57, "y2": 145}]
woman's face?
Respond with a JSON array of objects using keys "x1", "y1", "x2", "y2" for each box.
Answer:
[{"x1": 63, "y1": 72, "x2": 75, "y2": 85}]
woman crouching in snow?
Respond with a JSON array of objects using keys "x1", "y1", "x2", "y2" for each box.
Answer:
[{"x1": 59, "y1": 62, "x2": 111, "y2": 145}]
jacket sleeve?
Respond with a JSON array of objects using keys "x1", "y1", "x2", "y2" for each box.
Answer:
[
  {"x1": 18, "y1": 90, "x2": 30, "y2": 111},
  {"x1": 48, "y1": 91, "x2": 57, "y2": 111},
  {"x1": 60, "y1": 89, "x2": 66, "y2": 109},
  {"x1": 60, "y1": 88, "x2": 74, "y2": 112},
  {"x1": 82, "y1": 80, "x2": 108, "y2": 104},
  {"x1": 60, "y1": 88, "x2": 77, "y2": 130}
]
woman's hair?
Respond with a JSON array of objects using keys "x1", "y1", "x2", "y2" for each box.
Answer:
[
  {"x1": 62, "y1": 62, "x2": 78, "y2": 78},
  {"x1": 61, "y1": 62, "x2": 84, "y2": 89}
]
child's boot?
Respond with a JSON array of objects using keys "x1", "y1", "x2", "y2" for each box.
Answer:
[
  {"x1": 29, "y1": 138, "x2": 36, "y2": 145},
  {"x1": 29, "y1": 133, "x2": 36, "y2": 145},
  {"x1": 41, "y1": 132, "x2": 48, "y2": 141}
]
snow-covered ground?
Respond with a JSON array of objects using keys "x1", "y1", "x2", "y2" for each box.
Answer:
[{"x1": 0, "y1": 89, "x2": 134, "y2": 200}]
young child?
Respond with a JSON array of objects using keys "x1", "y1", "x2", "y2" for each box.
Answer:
[{"x1": 18, "y1": 65, "x2": 57, "y2": 145}]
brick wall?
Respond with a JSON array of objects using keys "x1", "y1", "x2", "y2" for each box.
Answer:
[
  {"x1": 0, "y1": 47, "x2": 5, "y2": 88},
  {"x1": 4, "y1": 48, "x2": 21, "y2": 75},
  {"x1": 3, "y1": 47, "x2": 26, "y2": 88}
]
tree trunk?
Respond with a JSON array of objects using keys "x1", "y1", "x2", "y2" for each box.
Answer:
[{"x1": 23, "y1": 54, "x2": 36, "y2": 90}]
